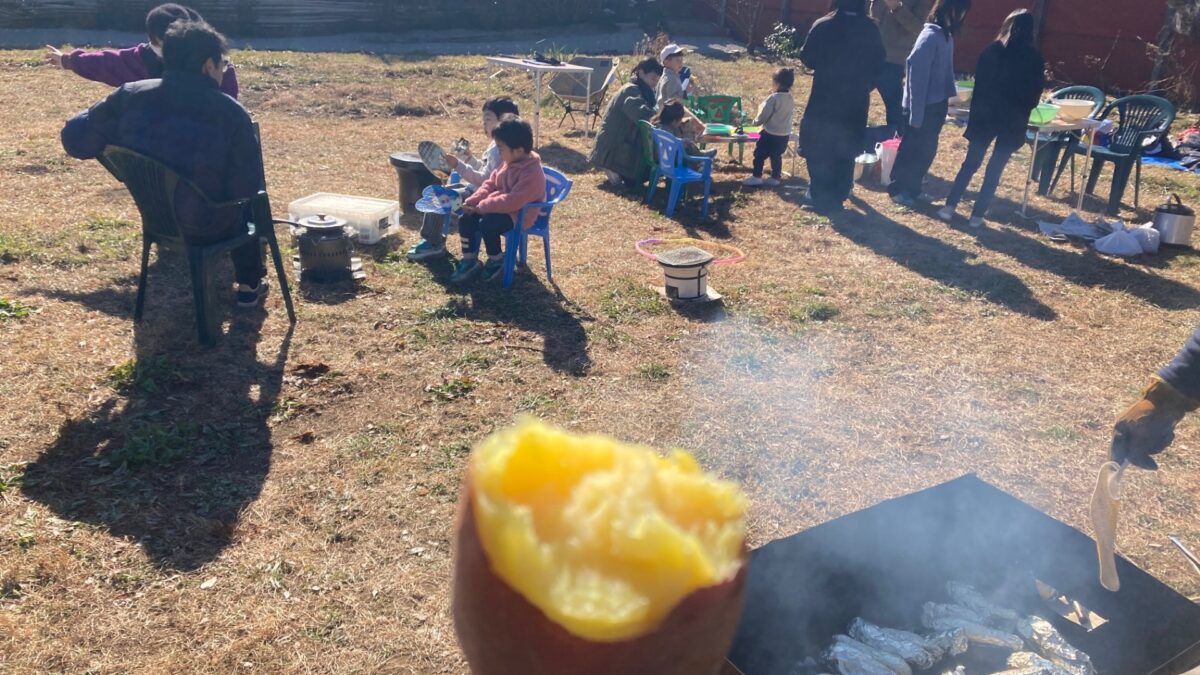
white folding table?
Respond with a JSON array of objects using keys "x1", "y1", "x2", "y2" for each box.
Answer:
[
  {"x1": 1020, "y1": 118, "x2": 1100, "y2": 218},
  {"x1": 485, "y1": 57, "x2": 594, "y2": 148}
]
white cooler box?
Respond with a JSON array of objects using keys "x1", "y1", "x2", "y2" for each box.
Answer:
[{"x1": 288, "y1": 193, "x2": 399, "y2": 245}]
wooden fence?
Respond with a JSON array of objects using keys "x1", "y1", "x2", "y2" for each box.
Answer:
[
  {"x1": 697, "y1": 0, "x2": 1200, "y2": 106},
  {"x1": 0, "y1": 0, "x2": 607, "y2": 35}
]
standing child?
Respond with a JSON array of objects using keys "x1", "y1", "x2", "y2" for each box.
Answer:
[
  {"x1": 407, "y1": 97, "x2": 519, "y2": 261},
  {"x1": 799, "y1": 0, "x2": 886, "y2": 213},
  {"x1": 938, "y1": 10, "x2": 1044, "y2": 227},
  {"x1": 887, "y1": 0, "x2": 971, "y2": 206},
  {"x1": 743, "y1": 68, "x2": 796, "y2": 187},
  {"x1": 657, "y1": 44, "x2": 687, "y2": 108},
  {"x1": 451, "y1": 118, "x2": 546, "y2": 284},
  {"x1": 45, "y1": 3, "x2": 239, "y2": 99}
]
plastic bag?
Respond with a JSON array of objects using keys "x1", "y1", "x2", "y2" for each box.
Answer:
[
  {"x1": 1094, "y1": 223, "x2": 1144, "y2": 257},
  {"x1": 1131, "y1": 223, "x2": 1160, "y2": 254}
]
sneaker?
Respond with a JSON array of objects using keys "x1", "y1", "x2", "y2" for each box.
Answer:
[
  {"x1": 765, "y1": 177, "x2": 782, "y2": 187},
  {"x1": 742, "y1": 176, "x2": 765, "y2": 187},
  {"x1": 891, "y1": 192, "x2": 917, "y2": 208},
  {"x1": 236, "y1": 279, "x2": 269, "y2": 308},
  {"x1": 968, "y1": 216, "x2": 985, "y2": 228},
  {"x1": 937, "y1": 205, "x2": 956, "y2": 222},
  {"x1": 605, "y1": 170, "x2": 623, "y2": 187},
  {"x1": 916, "y1": 192, "x2": 936, "y2": 204},
  {"x1": 449, "y1": 258, "x2": 483, "y2": 283},
  {"x1": 406, "y1": 239, "x2": 447, "y2": 261},
  {"x1": 482, "y1": 257, "x2": 506, "y2": 283}
]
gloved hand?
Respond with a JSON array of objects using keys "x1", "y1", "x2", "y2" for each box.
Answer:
[{"x1": 1111, "y1": 377, "x2": 1199, "y2": 469}]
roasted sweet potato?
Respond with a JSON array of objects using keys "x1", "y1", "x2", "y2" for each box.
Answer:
[{"x1": 452, "y1": 420, "x2": 748, "y2": 675}]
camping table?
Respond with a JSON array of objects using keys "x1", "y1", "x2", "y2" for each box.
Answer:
[
  {"x1": 485, "y1": 57, "x2": 593, "y2": 147},
  {"x1": 1020, "y1": 118, "x2": 1099, "y2": 218},
  {"x1": 699, "y1": 133, "x2": 801, "y2": 176}
]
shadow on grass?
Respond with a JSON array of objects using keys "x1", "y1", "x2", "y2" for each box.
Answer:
[
  {"x1": 537, "y1": 142, "x2": 590, "y2": 174},
  {"x1": 839, "y1": 196, "x2": 1057, "y2": 320},
  {"x1": 426, "y1": 256, "x2": 593, "y2": 376},
  {"x1": 22, "y1": 283, "x2": 292, "y2": 571},
  {"x1": 963, "y1": 216, "x2": 1200, "y2": 310}
]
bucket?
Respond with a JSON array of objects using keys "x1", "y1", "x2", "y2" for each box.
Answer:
[
  {"x1": 389, "y1": 151, "x2": 440, "y2": 226},
  {"x1": 854, "y1": 152, "x2": 879, "y2": 183},
  {"x1": 875, "y1": 138, "x2": 901, "y2": 186}
]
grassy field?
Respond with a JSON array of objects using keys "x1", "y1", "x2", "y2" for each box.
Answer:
[{"x1": 2, "y1": 45, "x2": 1200, "y2": 672}]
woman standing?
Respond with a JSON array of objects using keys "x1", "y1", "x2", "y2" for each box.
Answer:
[
  {"x1": 591, "y1": 58, "x2": 664, "y2": 188},
  {"x1": 887, "y1": 0, "x2": 971, "y2": 206},
  {"x1": 799, "y1": 0, "x2": 886, "y2": 214},
  {"x1": 938, "y1": 10, "x2": 1044, "y2": 227}
]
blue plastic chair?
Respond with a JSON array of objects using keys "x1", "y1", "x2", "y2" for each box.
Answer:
[
  {"x1": 502, "y1": 167, "x2": 572, "y2": 289},
  {"x1": 646, "y1": 128, "x2": 712, "y2": 219}
]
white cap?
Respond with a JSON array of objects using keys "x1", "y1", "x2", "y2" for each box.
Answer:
[{"x1": 659, "y1": 44, "x2": 685, "y2": 61}]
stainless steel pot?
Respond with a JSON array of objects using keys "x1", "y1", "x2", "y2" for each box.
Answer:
[{"x1": 1152, "y1": 194, "x2": 1196, "y2": 247}]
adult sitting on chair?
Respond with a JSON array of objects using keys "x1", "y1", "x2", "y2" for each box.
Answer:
[{"x1": 60, "y1": 19, "x2": 269, "y2": 309}]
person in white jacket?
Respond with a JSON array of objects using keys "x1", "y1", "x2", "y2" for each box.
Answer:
[
  {"x1": 743, "y1": 68, "x2": 796, "y2": 187},
  {"x1": 408, "y1": 97, "x2": 519, "y2": 261}
]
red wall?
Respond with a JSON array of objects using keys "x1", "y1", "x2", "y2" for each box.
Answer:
[{"x1": 701, "y1": 0, "x2": 1200, "y2": 103}]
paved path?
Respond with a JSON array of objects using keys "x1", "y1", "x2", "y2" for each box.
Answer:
[{"x1": 0, "y1": 23, "x2": 741, "y2": 57}]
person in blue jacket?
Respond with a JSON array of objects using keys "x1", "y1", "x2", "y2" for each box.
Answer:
[
  {"x1": 1113, "y1": 329, "x2": 1200, "y2": 469},
  {"x1": 61, "y1": 19, "x2": 268, "y2": 308}
]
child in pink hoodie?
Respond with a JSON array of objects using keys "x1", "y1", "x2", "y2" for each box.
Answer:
[{"x1": 451, "y1": 117, "x2": 546, "y2": 283}]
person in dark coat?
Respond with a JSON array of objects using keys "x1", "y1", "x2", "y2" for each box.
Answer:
[
  {"x1": 590, "y1": 58, "x2": 664, "y2": 189},
  {"x1": 937, "y1": 9, "x2": 1044, "y2": 227},
  {"x1": 800, "y1": 0, "x2": 886, "y2": 215},
  {"x1": 61, "y1": 20, "x2": 268, "y2": 307},
  {"x1": 1112, "y1": 328, "x2": 1200, "y2": 470}
]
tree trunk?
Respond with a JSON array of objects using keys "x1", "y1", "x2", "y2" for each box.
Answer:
[
  {"x1": 1030, "y1": 0, "x2": 1050, "y2": 46},
  {"x1": 1149, "y1": 2, "x2": 1180, "y2": 88}
]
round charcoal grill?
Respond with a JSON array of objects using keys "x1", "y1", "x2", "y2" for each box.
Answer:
[{"x1": 292, "y1": 214, "x2": 364, "y2": 282}]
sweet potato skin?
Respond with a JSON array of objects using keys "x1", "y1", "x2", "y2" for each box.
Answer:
[{"x1": 452, "y1": 478, "x2": 748, "y2": 675}]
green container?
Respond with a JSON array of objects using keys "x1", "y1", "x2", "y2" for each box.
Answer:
[
  {"x1": 955, "y1": 79, "x2": 974, "y2": 89},
  {"x1": 1029, "y1": 103, "x2": 1060, "y2": 126}
]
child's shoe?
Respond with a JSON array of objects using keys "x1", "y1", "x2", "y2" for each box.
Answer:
[
  {"x1": 406, "y1": 239, "x2": 446, "y2": 261},
  {"x1": 236, "y1": 279, "x2": 269, "y2": 308},
  {"x1": 742, "y1": 176, "x2": 765, "y2": 187},
  {"x1": 449, "y1": 258, "x2": 483, "y2": 283},
  {"x1": 482, "y1": 257, "x2": 506, "y2": 283},
  {"x1": 968, "y1": 216, "x2": 985, "y2": 228},
  {"x1": 765, "y1": 177, "x2": 782, "y2": 187},
  {"x1": 936, "y1": 205, "x2": 956, "y2": 222}
]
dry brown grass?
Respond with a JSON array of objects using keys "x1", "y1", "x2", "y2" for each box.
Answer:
[{"x1": 2, "y1": 47, "x2": 1200, "y2": 673}]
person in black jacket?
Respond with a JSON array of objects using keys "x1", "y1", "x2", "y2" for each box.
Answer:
[
  {"x1": 800, "y1": 0, "x2": 886, "y2": 215},
  {"x1": 1112, "y1": 329, "x2": 1200, "y2": 470},
  {"x1": 61, "y1": 20, "x2": 269, "y2": 308},
  {"x1": 937, "y1": 9, "x2": 1044, "y2": 227}
]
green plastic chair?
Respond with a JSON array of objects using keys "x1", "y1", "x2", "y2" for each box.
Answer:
[
  {"x1": 1076, "y1": 95, "x2": 1175, "y2": 215},
  {"x1": 695, "y1": 95, "x2": 751, "y2": 162},
  {"x1": 101, "y1": 146, "x2": 296, "y2": 346},
  {"x1": 636, "y1": 119, "x2": 657, "y2": 186},
  {"x1": 1032, "y1": 85, "x2": 1105, "y2": 195}
]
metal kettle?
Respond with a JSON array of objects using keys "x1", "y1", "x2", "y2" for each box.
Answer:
[{"x1": 1152, "y1": 194, "x2": 1196, "y2": 247}]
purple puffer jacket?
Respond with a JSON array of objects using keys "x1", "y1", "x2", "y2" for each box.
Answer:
[{"x1": 61, "y1": 43, "x2": 239, "y2": 99}]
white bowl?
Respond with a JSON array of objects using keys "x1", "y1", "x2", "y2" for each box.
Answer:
[{"x1": 1051, "y1": 99, "x2": 1094, "y2": 123}]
